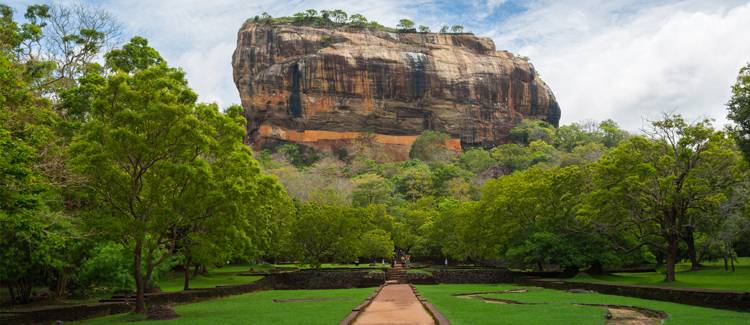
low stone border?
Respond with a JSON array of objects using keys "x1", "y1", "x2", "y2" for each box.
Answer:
[
  {"x1": 519, "y1": 278, "x2": 750, "y2": 311},
  {"x1": 338, "y1": 284, "x2": 385, "y2": 325},
  {"x1": 410, "y1": 284, "x2": 451, "y2": 325},
  {"x1": 408, "y1": 268, "x2": 512, "y2": 284}
]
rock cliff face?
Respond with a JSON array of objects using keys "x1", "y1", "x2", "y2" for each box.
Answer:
[{"x1": 232, "y1": 22, "x2": 560, "y2": 159}]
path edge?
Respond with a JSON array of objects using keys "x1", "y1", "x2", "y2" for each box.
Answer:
[
  {"x1": 338, "y1": 284, "x2": 386, "y2": 325},
  {"x1": 410, "y1": 284, "x2": 451, "y2": 325}
]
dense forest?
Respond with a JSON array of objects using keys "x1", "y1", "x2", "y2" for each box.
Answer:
[{"x1": 2, "y1": 3, "x2": 750, "y2": 316}]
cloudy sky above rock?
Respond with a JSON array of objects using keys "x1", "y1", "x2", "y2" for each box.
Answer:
[{"x1": 7, "y1": 0, "x2": 750, "y2": 130}]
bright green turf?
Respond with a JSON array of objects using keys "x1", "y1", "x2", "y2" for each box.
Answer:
[
  {"x1": 571, "y1": 258, "x2": 750, "y2": 292},
  {"x1": 76, "y1": 287, "x2": 374, "y2": 325},
  {"x1": 416, "y1": 284, "x2": 750, "y2": 325}
]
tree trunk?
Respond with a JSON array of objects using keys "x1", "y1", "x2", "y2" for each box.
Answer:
[
  {"x1": 665, "y1": 237, "x2": 678, "y2": 282},
  {"x1": 683, "y1": 227, "x2": 701, "y2": 270},
  {"x1": 134, "y1": 239, "x2": 146, "y2": 313},
  {"x1": 54, "y1": 268, "x2": 68, "y2": 297},
  {"x1": 724, "y1": 256, "x2": 729, "y2": 271},
  {"x1": 183, "y1": 252, "x2": 192, "y2": 291},
  {"x1": 588, "y1": 260, "x2": 604, "y2": 275}
]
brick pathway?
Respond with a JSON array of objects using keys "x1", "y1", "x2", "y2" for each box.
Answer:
[{"x1": 353, "y1": 284, "x2": 435, "y2": 325}]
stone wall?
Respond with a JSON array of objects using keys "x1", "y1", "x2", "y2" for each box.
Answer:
[
  {"x1": 407, "y1": 268, "x2": 513, "y2": 284},
  {"x1": 265, "y1": 269, "x2": 385, "y2": 289},
  {"x1": 520, "y1": 278, "x2": 750, "y2": 311}
]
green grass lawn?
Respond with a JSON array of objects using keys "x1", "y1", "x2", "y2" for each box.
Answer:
[
  {"x1": 77, "y1": 287, "x2": 374, "y2": 325},
  {"x1": 570, "y1": 257, "x2": 750, "y2": 292},
  {"x1": 416, "y1": 284, "x2": 750, "y2": 325}
]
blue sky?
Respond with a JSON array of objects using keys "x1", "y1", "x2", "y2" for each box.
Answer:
[{"x1": 6, "y1": 0, "x2": 750, "y2": 130}]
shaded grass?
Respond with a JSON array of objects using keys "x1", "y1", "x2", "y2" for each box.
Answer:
[
  {"x1": 417, "y1": 284, "x2": 750, "y2": 325},
  {"x1": 156, "y1": 262, "x2": 385, "y2": 292},
  {"x1": 571, "y1": 258, "x2": 750, "y2": 292},
  {"x1": 77, "y1": 287, "x2": 374, "y2": 325}
]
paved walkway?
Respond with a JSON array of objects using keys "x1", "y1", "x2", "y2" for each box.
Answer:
[{"x1": 354, "y1": 284, "x2": 435, "y2": 325}]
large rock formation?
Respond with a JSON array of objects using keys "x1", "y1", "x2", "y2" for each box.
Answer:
[{"x1": 232, "y1": 21, "x2": 560, "y2": 160}]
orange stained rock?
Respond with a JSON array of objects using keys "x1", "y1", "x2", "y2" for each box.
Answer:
[{"x1": 257, "y1": 124, "x2": 462, "y2": 152}]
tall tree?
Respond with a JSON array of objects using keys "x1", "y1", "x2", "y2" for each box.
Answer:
[
  {"x1": 588, "y1": 115, "x2": 743, "y2": 281},
  {"x1": 69, "y1": 37, "x2": 204, "y2": 312},
  {"x1": 727, "y1": 62, "x2": 750, "y2": 161}
]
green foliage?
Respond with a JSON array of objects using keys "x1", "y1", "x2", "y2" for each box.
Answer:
[
  {"x1": 254, "y1": 10, "x2": 446, "y2": 34},
  {"x1": 509, "y1": 119, "x2": 555, "y2": 145},
  {"x1": 727, "y1": 62, "x2": 750, "y2": 161},
  {"x1": 585, "y1": 115, "x2": 747, "y2": 281},
  {"x1": 77, "y1": 242, "x2": 134, "y2": 294},
  {"x1": 458, "y1": 148, "x2": 495, "y2": 173},
  {"x1": 352, "y1": 173, "x2": 393, "y2": 207},
  {"x1": 104, "y1": 36, "x2": 163, "y2": 73},
  {"x1": 409, "y1": 130, "x2": 456, "y2": 163},
  {"x1": 359, "y1": 229, "x2": 395, "y2": 261},
  {"x1": 276, "y1": 143, "x2": 320, "y2": 167},
  {"x1": 0, "y1": 210, "x2": 63, "y2": 303},
  {"x1": 450, "y1": 25, "x2": 464, "y2": 33},
  {"x1": 393, "y1": 161, "x2": 434, "y2": 200},
  {"x1": 291, "y1": 203, "x2": 364, "y2": 268},
  {"x1": 397, "y1": 19, "x2": 415, "y2": 30}
]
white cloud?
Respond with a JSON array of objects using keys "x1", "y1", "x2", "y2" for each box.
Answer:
[{"x1": 484, "y1": 0, "x2": 750, "y2": 130}]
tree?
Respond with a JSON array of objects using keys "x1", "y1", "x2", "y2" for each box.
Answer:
[
  {"x1": 587, "y1": 115, "x2": 744, "y2": 281},
  {"x1": 291, "y1": 203, "x2": 363, "y2": 268},
  {"x1": 330, "y1": 10, "x2": 348, "y2": 24},
  {"x1": 418, "y1": 25, "x2": 430, "y2": 33},
  {"x1": 0, "y1": 128, "x2": 61, "y2": 303},
  {"x1": 450, "y1": 25, "x2": 464, "y2": 33},
  {"x1": 393, "y1": 161, "x2": 433, "y2": 200},
  {"x1": 304, "y1": 9, "x2": 318, "y2": 18},
  {"x1": 439, "y1": 25, "x2": 449, "y2": 33},
  {"x1": 458, "y1": 148, "x2": 495, "y2": 173},
  {"x1": 727, "y1": 62, "x2": 750, "y2": 161},
  {"x1": 352, "y1": 173, "x2": 393, "y2": 207},
  {"x1": 69, "y1": 37, "x2": 205, "y2": 312},
  {"x1": 42, "y1": 3, "x2": 122, "y2": 91},
  {"x1": 348, "y1": 14, "x2": 367, "y2": 27},
  {"x1": 359, "y1": 229, "x2": 394, "y2": 262},
  {"x1": 409, "y1": 131, "x2": 456, "y2": 163},
  {"x1": 509, "y1": 119, "x2": 555, "y2": 145},
  {"x1": 166, "y1": 104, "x2": 289, "y2": 290},
  {"x1": 397, "y1": 19, "x2": 415, "y2": 31}
]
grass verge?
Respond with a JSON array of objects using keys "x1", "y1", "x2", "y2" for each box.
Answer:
[
  {"x1": 77, "y1": 287, "x2": 375, "y2": 325},
  {"x1": 416, "y1": 284, "x2": 750, "y2": 325}
]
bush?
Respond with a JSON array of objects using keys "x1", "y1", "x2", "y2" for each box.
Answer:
[{"x1": 77, "y1": 242, "x2": 133, "y2": 295}]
